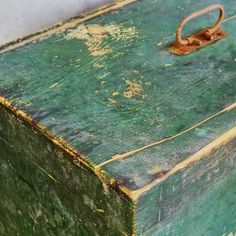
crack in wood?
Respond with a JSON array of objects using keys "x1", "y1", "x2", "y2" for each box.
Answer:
[
  {"x1": 131, "y1": 126, "x2": 236, "y2": 201},
  {"x1": 97, "y1": 103, "x2": 236, "y2": 168}
]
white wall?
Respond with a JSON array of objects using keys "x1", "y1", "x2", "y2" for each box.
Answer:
[{"x1": 0, "y1": 0, "x2": 112, "y2": 45}]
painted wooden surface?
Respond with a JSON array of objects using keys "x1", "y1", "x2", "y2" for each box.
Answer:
[
  {"x1": 0, "y1": 0, "x2": 236, "y2": 235},
  {"x1": 145, "y1": 168, "x2": 236, "y2": 236},
  {"x1": 0, "y1": 104, "x2": 134, "y2": 235}
]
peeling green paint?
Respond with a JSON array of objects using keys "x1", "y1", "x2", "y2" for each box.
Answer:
[{"x1": 0, "y1": 0, "x2": 236, "y2": 235}]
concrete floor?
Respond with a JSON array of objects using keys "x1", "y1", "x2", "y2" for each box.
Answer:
[{"x1": 0, "y1": 0, "x2": 112, "y2": 45}]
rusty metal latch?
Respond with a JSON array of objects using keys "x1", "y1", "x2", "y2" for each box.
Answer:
[{"x1": 169, "y1": 4, "x2": 228, "y2": 55}]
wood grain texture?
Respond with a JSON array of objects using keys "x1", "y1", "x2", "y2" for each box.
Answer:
[
  {"x1": 0, "y1": 0, "x2": 235, "y2": 190},
  {"x1": 0, "y1": 104, "x2": 134, "y2": 235},
  {"x1": 0, "y1": 0, "x2": 236, "y2": 235},
  {"x1": 145, "y1": 168, "x2": 236, "y2": 236}
]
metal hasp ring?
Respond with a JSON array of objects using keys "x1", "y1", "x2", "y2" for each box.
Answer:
[{"x1": 169, "y1": 4, "x2": 228, "y2": 56}]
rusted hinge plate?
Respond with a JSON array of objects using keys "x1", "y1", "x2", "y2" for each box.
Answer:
[
  {"x1": 169, "y1": 4, "x2": 228, "y2": 56},
  {"x1": 169, "y1": 28, "x2": 228, "y2": 56}
]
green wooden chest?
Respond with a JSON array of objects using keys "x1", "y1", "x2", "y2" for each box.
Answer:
[{"x1": 0, "y1": 0, "x2": 235, "y2": 235}]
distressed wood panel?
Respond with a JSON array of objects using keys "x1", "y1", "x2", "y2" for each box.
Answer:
[{"x1": 0, "y1": 0, "x2": 235, "y2": 235}]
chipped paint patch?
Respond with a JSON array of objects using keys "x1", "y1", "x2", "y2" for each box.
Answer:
[
  {"x1": 49, "y1": 83, "x2": 59, "y2": 89},
  {"x1": 97, "y1": 72, "x2": 111, "y2": 80},
  {"x1": 0, "y1": 0, "x2": 138, "y2": 54},
  {"x1": 10, "y1": 98, "x2": 32, "y2": 107},
  {"x1": 123, "y1": 80, "x2": 142, "y2": 98},
  {"x1": 112, "y1": 91, "x2": 119, "y2": 96},
  {"x1": 93, "y1": 63, "x2": 105, "y2": 68},
  {"x1": 100, "y1": 80, "x2": 106, "y2": 85},
  {"x1": 107, "y1": 97, "x2": 118, "y2": 104},
  {"x1": 222, "y1": 233, "x2": 236, "y2": 236},
  {"x1": 64, "y1": 24, "x2": 138, "y2": 57}
]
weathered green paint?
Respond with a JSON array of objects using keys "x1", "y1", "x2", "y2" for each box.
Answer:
[
  {"x1": 145, "y1": 169, "x2": 236, "y2": 236},
  {"x1": 136, "y1": 139, "x2": 236, "y2": 234},
  {"x1": 0, "y1": 105, "x2": 134, "y2": 235},
  {"x1": 0, "y1": 0, "x2": 236, "y2": 235}
]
